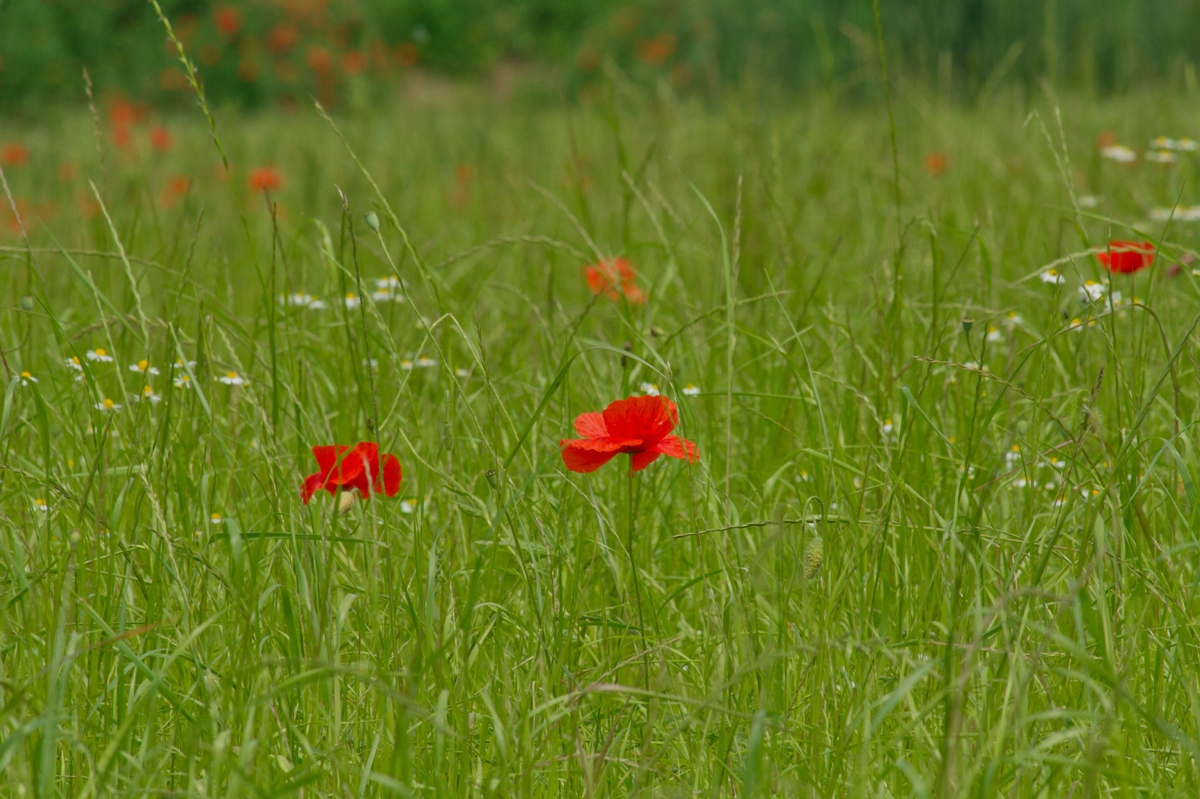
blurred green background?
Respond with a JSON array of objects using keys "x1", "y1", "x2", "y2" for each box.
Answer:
[{"x1": 1, "y1": 0, "x2": 1198, "y2": 111}]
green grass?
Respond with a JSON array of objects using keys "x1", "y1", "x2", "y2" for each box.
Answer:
[{"x1": 4, "y1": 82, "x2": 1200, "y2": 797}]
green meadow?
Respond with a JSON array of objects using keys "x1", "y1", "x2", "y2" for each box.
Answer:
[{"x1": 4, "y1": 78, "x2": 1200, "y2": 797}]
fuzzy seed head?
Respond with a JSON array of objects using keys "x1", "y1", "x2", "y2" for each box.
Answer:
[{"x1": 804, "y1": 535, "x2": 824, "y2": 579}]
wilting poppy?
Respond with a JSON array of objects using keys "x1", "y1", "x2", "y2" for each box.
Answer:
[
  {"x1": 586, "y1": 257, "x2": 645, "y2": 304},
  {"x1": 1, "y1": 144, "x2": 29, "y2": 167},
  {"x1": 560, "y1": 395, "x2": 698, "y2": 473},
  {"x1": 248, "y1": 166, "x2": 281, "y2": 192},
  {"x1": 149, "y1": 127, "x2": 173, "y2": 151},
  {"x1": 1097, "y1": 241, "x2": 1155, "y2": 274},
  {"x1": 301, "y1": 442, "x2": 402, "y2": 503}
]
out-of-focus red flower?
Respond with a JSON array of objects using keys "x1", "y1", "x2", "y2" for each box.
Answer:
[
  {"x1": 213, "y1": 6, "x2": 243, "y2": 37},
  {"x1": 395, "y1": 43, "x2": 420, "y2": 67},
  {"x1": 924, "y1": 152, "x2": 948, "y2": 175},
  {"x1": 586, "y1": 257, "x2": 645, "y2": 304},
  {"x1": 267, "y1": 22, "x2": 299, "y2": 54},
  {"x1": 248, "y1": 166, "x2": 282, "y2": 192},
  {"x1": 636, "y1": 32, "x2": 677, "y2": 66},
  {"x1": 301, "y1": 442, "x2": 402, "y2": 502},
  {"x1": 342, "y1": 50, "x2": 366, "y2": 76},
  {"x1": 168, "y1": 175, "x2": 191, "y2": 195},
  {"x1": 561, "y1": 396, "x2": 698, "y2": 473},
  {"x1": 149, "y1": 127, "x2": 173, "y2": 152},
  {"x1": 306, "y1": 45, "x2": 333, "y2": 74},
  {"x1": 108, "y1": 99, "x2": 138, "y2": 127},
  {"x1": 1097, "y1": 240, "x2": 1155, "y2": 274},
  {"x1": 1, "y1": 144, "x2": 29, "y2": 167},
  {"x1": 1095, "y1": 131, "x2": 1118, "y2": 151}
]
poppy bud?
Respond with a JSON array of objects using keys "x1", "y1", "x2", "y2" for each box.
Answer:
[
  {"x1": 365, "y1": 418, "x2": 375, "y2": 433},
  {"x1": 485, "y1": 469, "x2": 499, "y2": 490},
  {"x1": 961, "y1": 318, "x2": 973, "y2": 335},
  {"x1": 20, "y1": 294, "x2": 34, "y2": 311},
  {"x1": 69, "y1": 528, "x2": 82, "y2": 547},
  {"x1": 364, "y1": 211, "x2": 380, "y2": 232},
  {"x1": 337, "y1": 490, "x2": 360, "y2": 516}
]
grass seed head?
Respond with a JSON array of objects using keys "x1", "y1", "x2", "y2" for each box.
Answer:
[{"x1": 804, "y1": 535, "x2": 824, "y2": 579}]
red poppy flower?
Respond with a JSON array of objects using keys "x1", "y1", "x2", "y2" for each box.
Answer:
[
  {"x1": 560, "y1": 395, "x2": 698, "y2": 473},
  {"x1": 149, "y1": 127, "x2": 173, "y2": 152},
  {"x1": 1, "y1": 144, "x2": 29, "y2": 167},
  {"x1": 585, "y1": 257, "x2": 646, "y2": 304},
  {"x1": 267, "y1": 22, "x2": 299, "y2": 55},
  {"x1": 301, "y1": 442, "x2": 402, "y2": 503},
  {"x1": 924, "y1": 152, "x2": 948, "y2": 175},
  {"x1": 248, "y1": 166, "x2": 282, "y2": 192},
  {"x1": 1097, "y1": 240, "x2": 1155, "y2": 274},
  {"x1": 213, "y1": 6, "x2": 243, "y2": 37}
]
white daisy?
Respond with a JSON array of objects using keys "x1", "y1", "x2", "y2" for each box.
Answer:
[
  {"x1": 1100, "y1": 145, "x2": 1137, "y2": 163},
  {"x1": 415, "y1": 356, "x2": 436, "y2": 368},
  {"x1": 985, "y1": 326, "x2": 1003, "y2": 343},
  {"x1": 173, "y1": 358, "x2": 197, "y2": 370},
  {"x1": 1178, "y1": 138, "x2": 1198, "y2": 152},
  {"x1": 65, "y1": 356, "x2": 83, "y2": 372},
  {"x1": 174, "y1": 374, "x2": 192, "y2": 390},
  {"x1": 400, "y1": 498, "x2": 419, "y2": 514},
  {"x1": 400, "y1": 359, "x2": 414, "y2": 371},
  {"x1": 1150, "y1": 136, "x2": 1178, "y2": 151},
  {"x1": 86, "y1": 348, "x2": 114, "y2": 363},
  {"x1": 129, "y1": 359, "x2": 160, "y2": 376},
  {"x1": 218, "y1": 371, "x2": 246, "y2": 386},
  {"x1": 682, "y1": 383, "x2": 701, "y2": 396},
  {"x1": 362, "y1": 358, "x2": 379, "y2": 368},
  {"x1": 1079, "y1": 280, "x2": 1106, "y2": 301},
  {"x1": 209, "y1": 512, "x2": 224, "y2": 524},
  {"x1": 135, "y1": 386, "x2": 162, "y2": 404},
  {"x1": 1077, "y1": 195, "x2": 1099, "y2": 208},
  {"x1": 1068, "y1": 317, "x2": 1085, "y2": 331},
  {"x1": 1039, "y1": 269, "x2": 1065, "y2": 285},
  {"x1": 639, "y1": 382, "x2": 660, "y2": 396},
  {"x1": 19, "y1": 371, "x2": 38, "y2": 386},
  {"x1": 1004, "y1": 445, "x2": 1021, "y2": 468},
  {"x1": 796, "y1": 469, "x2": 811, "y2": 482},
  {"x1": 34, "y1": 497, "x2": 49, "y2": 512},
  {"x1": 95, "y1": 398, "x2": 121, "y2": 412},
  {"x1": 375, "y1": 276, "x2": 401, "y2": 290},
  {"x1": 343, "y1": 293, "x2": 361, "y2": 310},
  {"x1": 455, "y1": 368, "x2": 470, "y2": 378},
  {"x1": 1004, "y1": 311, "x2": 1023, "y2": 327},
  {"x1": 882, "y1": 419, "x2": 894, "y2": 436},
  {"x1": 1145, "y1": 150, "x2": 1177, "y2": 165}
]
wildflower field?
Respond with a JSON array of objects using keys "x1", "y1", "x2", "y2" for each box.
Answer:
[{"x1": 4, "y1": 77, "x2": 1200, "y2": 797}]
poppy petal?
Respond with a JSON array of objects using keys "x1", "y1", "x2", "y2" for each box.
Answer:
[
  {"x1": 312, "y1": 444, "x2": 349, "y2": 475},
  {"x1": 301, "y1": 471, "x2": 326, "y2": 503},
  {"x1": 561, "y1": 441, "x2": 620, "y2": 473},
  {"x1": 380, "y1": 454, "x2": 402, "y2": 497},
  {"x1": 652, "y1": 435, "x2": 698, "y2": 462},
  {"x1": 574, "y1": 411, "x2": 609, "y2": 439},
  {"x1": 602, "y1": 395, "x2": 676, "y2": 443},
  {"x1": 630, "y1": 449, "x2": 661, "y2": 471}
]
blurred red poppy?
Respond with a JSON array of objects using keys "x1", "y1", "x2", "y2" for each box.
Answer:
[
  {"x1": 342, "y1": 50, "x2": 367, "y2": 76},
  {"x1": 306, "y1": 45, "x2": 333, "y2": 75},
  {"x1": 302, "y1": 442, "x2": 402, "y2": 502},
  {"x1": 213, "y1": 6, "x2": 243, "y2": 37},
  {"x1": 149, "y1": 127, "x2": 173, "y2": 151},
  {"x1": 561, "y1": 396, "x2": 698, "y2": 473},
  {"x1": 924, "y1": 152, "x2": 948, "y2": 175},
  {"x1": 636, "y1": 32, "x2": 677, "y2": 67},
  {"x1": 1097, "y1": 240, "x2": 1155, "y2": 274},
  {"x1": 586, "y1": 257, "x2": 645, "y2": 304},
  {"x1": 248, "y1": 166, "x2": 281, "y2": 192},
  {"x1": 1, "y1": 144, "x2": 29, "y2": 167},
  {"x1": 267, "y1": 22, "x2": 299, "y2": 54}
]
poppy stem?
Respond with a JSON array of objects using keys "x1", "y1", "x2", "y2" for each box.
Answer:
[{"x1": 627, "y1": 465, "x2": 649, "y2": 687}]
